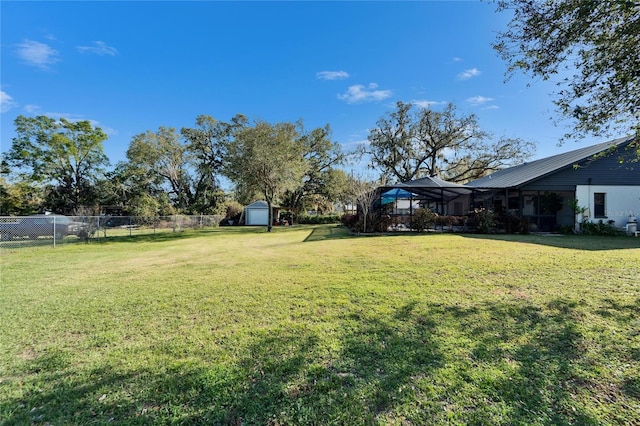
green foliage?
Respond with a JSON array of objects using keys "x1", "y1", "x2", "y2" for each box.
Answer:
[
  {"x1": 224, "y1": 201, "x2": 244, "y2": 221},
  {"x1": 5, "y1": 115, "x2": 109, "y2": 213},
  {"x1": 128, "y1": 192, "x2": 174, "y2": 218},
  {"x1": 340, "y1": 213, "x2": 358, "y2": 229},
  {"x1": 126, "y1": 126, "x2": 192, "y2": 210},
  {"x1": 467, "y1": 208, "x2": 496, "y2": 233},
  {"x1": 0, "y1": 178, "x2": 43, "y2": 215},
  {"x1": 282, "y1": 124, "x2": 345, "y2": 218},
  {"x1": 494, "y1": 0, "x2": 640, "y2": 139},
  {"x1": 412, "y1": 208, "x2": 437, "y2": 232},
  {"x1": 581, "y1": 220, "x2": 626, "y2": 236},
  {"x1": 224, "y1": 121, "x2": 307, "y2": 231},
  {"x1": 364, "y1": 101, "x2": 534, "y2": 183}
]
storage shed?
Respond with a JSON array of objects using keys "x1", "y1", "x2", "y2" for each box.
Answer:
[{"x1": 245, "y1": 201, "x2": 271, "y2": 226}]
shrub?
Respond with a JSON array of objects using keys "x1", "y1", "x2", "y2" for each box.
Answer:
[
  {"x1": 221, "y1": 201, "x2": 244, "y2": 225},
  {"x1": 225, "y1": 202, "x2": 243, "y2": 220},
  {"x1": 340, "y1": 214, "x2": 359, "y2": 229},
  {"x1": 412, "y1": 208, "x2": 437, "y2": 232},
  {"x1": 378, "y1": 214, "x2": 393, "y2": 232},
  {"x1": 434, "y1": 214, "x2": 449, "y2": 230},
  {"x1": 581, "y1": 220, "x2": 625, "y2": 236},
  {"x1": 467, "y1": 208, "x2": 495, "y2": 234}
]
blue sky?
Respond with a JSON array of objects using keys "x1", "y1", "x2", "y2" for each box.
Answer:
[{"x1": 1, "y1": 1, "x2": 603, "y2": 173}]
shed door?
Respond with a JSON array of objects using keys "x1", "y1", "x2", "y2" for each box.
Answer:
[{"x1": 247, "y1": 208, "x2": 269, "y2": 225}]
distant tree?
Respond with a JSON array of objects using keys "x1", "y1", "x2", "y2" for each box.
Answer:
[
  {"x1": 282, "y1": 124, "x2": 345, "y2": 221},
  {"x1": 493, "y1": 0, "x2": 640, "y2": 140},
  {"x1": 0, "y1": 178, "x2": 44, "y2": 215},
  {"x1": 181, "y1": 114, "x2": 246, "y2": 213},
  {"x1": 126, "y1": 127, "x2": 195, "y2": 212},
  {"x1": 322, "y1": 168, "x2": 351, "y2": 209},
  {"x1": 365, "y1": 102, "x2": 534, "y2": 183},
  {"x1": 224, "y1": 121, "x2": 307, "y2": 231},
  {"x1": 4, "y1": 115, "x2": 109, "y2": 213}
]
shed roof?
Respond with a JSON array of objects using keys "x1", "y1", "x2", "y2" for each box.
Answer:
[
  {"x1": 466, "y1": 136, "x2": 635, "y2": 189},
  {"x1": 245, "y1": 200, "x2": 269, "y2": 209}
]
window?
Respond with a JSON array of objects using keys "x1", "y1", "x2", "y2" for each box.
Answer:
[{"x1": 594, "y1": 193, "x2": 606, "y2": 218}]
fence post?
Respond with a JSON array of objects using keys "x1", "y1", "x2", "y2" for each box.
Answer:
[{"x1": 53, "y1": 216, "x2": 56, "y2": 248}]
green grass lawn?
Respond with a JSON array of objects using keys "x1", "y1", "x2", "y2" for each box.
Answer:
[{"x1": 1, "y1": 225, "x2": 639, "y2": 425}]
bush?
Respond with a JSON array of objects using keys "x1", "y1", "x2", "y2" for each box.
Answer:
[
  {"x1": 377, "y1": 214, "x2": 393, "y2": 232},
  {"x1": 581, "y1": 220, "x2": 625, "y2": 236},
  {"x1": 412, "y1": 208, "x2": 437, "y2": 232},
  {"x1": 467, "y1": 208, "x2": 495, "y2": 234},
  {"x1": 225, "y1": 202, "x2": 244, "y2": 220},
  {"x1": 340, "y1": 214, "x2": 359, "y2": 229}
]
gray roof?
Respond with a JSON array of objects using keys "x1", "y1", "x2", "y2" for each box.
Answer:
[
  {"x1": 245, "y1": 200, "x2": 269, "y2": 209},
  {"x1": 382, "y1": 176, "x2": 472, "y2": 201},
  {"x1": 466, "y1": 136, "x2": 635, "y2": 189}
]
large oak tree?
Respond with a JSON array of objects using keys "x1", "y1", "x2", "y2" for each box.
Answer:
[
  {"x1": 282, "y1": 124, "x2": 345, "y2": 220},
  {"x1": 365, "y1": 102, "x2": 535, "y2": 183}
]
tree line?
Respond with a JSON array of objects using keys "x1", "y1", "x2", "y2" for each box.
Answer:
[{"x1": 1, "y1": 104, "x2": 539, "y2": 220}]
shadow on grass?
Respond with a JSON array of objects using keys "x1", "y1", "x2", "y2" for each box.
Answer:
[
  {"x1": 460, "y1": 233, "x2": 640, "y2": 251},
  {"x1": 2, "y1": 300, "x2": 634, "y2": 424},
  {"x1": 89, "y1": 226, "x2": 261, "y2": 245},
  {"x1": 303, "y1": 225, "x2": 353, "y2": 242}
]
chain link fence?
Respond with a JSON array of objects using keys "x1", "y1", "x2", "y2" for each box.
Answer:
[{"x1": 0, "y1": 215, "x2": 225, "y2": 250}]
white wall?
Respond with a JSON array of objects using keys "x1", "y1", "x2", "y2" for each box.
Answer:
[
  {"x1": 246, "y1": 208, "x2": 269, "y2": 225},
  {"x1": 575, "y1": 185, "x2": 640, "y2": 227}
]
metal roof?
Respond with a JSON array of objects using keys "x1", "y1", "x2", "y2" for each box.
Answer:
[
  {"x1": 382, "y1": 175, "x2": 472, "y2": 201},
  {"x1": 245, "y1": 200, "x2": 269, "y2": 209},
  {"x1": 466, "y1": 136, "x2": 635, "y2": 189}
]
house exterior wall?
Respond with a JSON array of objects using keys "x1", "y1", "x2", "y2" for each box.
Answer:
[
  {"x1": 575, "y1": 185, "x2": 640, "y2": 227},
  {"x1": 524, "y1": 148, "x2": 640, "y2": 189}
]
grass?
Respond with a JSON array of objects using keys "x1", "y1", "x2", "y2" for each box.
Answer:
[{"x1": 1, "y1": 225, "x2": 639, "y2": 425}]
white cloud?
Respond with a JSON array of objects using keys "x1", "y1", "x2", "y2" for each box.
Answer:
[
  {"x1": 316, "y1": 70, "x2": 349, "y2": 80},
  {"x1": 77, "y1": 41, "x2": 118, "y2": 56},
  {"x1": 411, "y1": 99, "x2": 446, "y2": 109},
  {"x1": 466, "y1": 96, "x2": 494, "y2": 106},
  {"x1": 457, "y1": 68, "x2": 481, "y2": 80},
  {"x1": 452, "y1": 57, "x2": 463, "y2": 62},
  {"x1": 17, "y1": 39, "x2": 60, "y2": 69},
  {"x1": 24, "y1": 104, "x2": 41, "y2": 113},
  {"x1": 482, "y1": 105, "x2": 500, "y2": 110},
  {"x1": 42, "y1": 112, "x2": 117, "y2": 135},
  {"x1": 1, "y1": 91, "x2": 17, "y2": 113},
  {"x1": 338, "y1": 83, "x2": 392, "y2": 104},
  {"x1": 44, "y1": 112, "x2": 85, "y2": 121}
]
